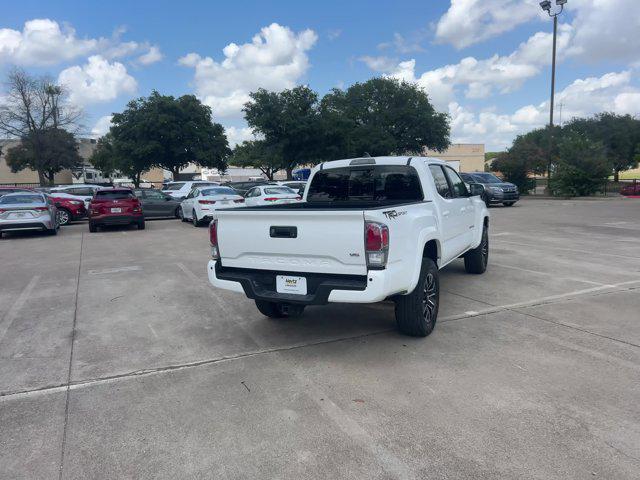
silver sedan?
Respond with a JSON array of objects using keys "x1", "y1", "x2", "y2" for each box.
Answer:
[{"x1": 0, "y1": 192, "x2": 59, "y2": 238}]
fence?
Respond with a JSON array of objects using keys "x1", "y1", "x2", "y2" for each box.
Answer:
[{"x1": 526, "y1": 178, "x2": 639, "y2": 196}]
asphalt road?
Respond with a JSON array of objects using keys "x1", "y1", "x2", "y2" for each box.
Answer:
[{"x1": 1, "y1": 198, "x2": 639, "y2": 479}]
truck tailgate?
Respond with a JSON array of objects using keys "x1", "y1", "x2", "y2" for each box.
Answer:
[{"x1": 216, "y1": 209, "x2": 367, "y2": 275}]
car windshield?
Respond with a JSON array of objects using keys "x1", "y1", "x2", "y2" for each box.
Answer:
[
  {"x1": 0, "y1": 194, "x2": 44, "y2": 204},
  {"x1": 472, "y1": 173, "x2": 502, "y2": 184},
  {"x1": 163, "y1": 183, "x2": 185, "y2": 190},
  {"x1": 264, "y1": 187, "x2": 296, "y2": 195},
  {"x1": 201, "y1": 187, "x2": 237, "y2": 196},
  {"x1": 307, "y1": 165, "x2": 423, "y2": 205},
  {"x1": 95, "y1": 190, "x2": 135, "y2": 200}
]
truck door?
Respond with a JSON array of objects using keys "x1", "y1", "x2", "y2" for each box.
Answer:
[
  {"x1": 443, "y1": 165, "x2": 475, "y2": 249},
  {"x1": 427, "y1": 164, "x2": 472, "y2": 263}
]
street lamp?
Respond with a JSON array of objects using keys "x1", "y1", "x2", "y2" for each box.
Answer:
[{"x1": 540, "y1": 0, "x2": 567, "y2": 187}]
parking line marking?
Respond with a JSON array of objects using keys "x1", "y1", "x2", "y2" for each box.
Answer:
[
  {"x1": 493, "y1": 239, "x2": 640, "y2": 260},
  {"x1": 0, "y1": 275, "x2": 40, "y2": 343},
  {"x1": 87, "y1": 266, "x2": 141, "y2": 275},
  {"x1": 148, "y1": 323, "x2": 159, "y2": 339},
  {"x1": 440, "y1": 279, "x2": 640, "y2": 323},
  {"x1": 491, "y1": 262, "x2": 608, "y2": 286}
]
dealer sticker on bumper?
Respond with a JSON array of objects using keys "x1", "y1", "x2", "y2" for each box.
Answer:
[{"x1": 276, "y1": 275, "x2": 307, "y2": 295}]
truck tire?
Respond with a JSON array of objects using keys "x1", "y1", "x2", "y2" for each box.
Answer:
[
  {"x1": 89, "y1": 222, "x2": 98, "y2": 233},
  {"x1": 464, "y1": 224, "x2": 488, "y2": 274},
  {"x1": 395, "y1": 257, "x2": 439, "y2": 337},
  {"x1": 255, "y1": 300, "x2": 304, "y2": 318}
]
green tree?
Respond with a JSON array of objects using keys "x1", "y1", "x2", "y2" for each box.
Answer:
[
  {"x1": 243, "y1": 86, "x2": 324, "y2": 179},
  {"x1": 0, "y1": 69, "x2": 82, "y2": 185},
  {"x1": 89, "y1": 132, "x2": 153, "y2": 187},
  {"x1": 565, "y1": 113, "x2": 640, "y2": 181},
  {"x1": 490, "y1": 128, "x2": 551, "y2": 193},
  {"x1": 6, "y1": 128, "x2": 82, "y2": 185},
  {"x1": 550, "y1": 131, "x2": 611, "y2": 196},
  {"x1": 108, "y1": 91, "x2": 230, "y2": 181},
  {"x1": 230, "y1": 140, "x2": 283, "y2": 180},
  {"x1": 320, "y1": 77, "x2": 450, "y2": 158}
]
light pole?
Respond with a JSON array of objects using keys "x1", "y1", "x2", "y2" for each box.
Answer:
[{"x1": 539, "y1": 0, "x2": 567, "y2": 188}]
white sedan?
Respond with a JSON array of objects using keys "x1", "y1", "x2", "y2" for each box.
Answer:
[
  {"x1": 243, "y1": 185, "x2": 302, "y2": 206},
  {"x1": 180, "y1": 186, "x2": 245, "y2": 226}
]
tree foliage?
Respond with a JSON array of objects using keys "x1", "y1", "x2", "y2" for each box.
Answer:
[
  {"x1": 320, "y1": 77, "x2": 450, "y2": 158},
  {"x1": 6, "y1": 128, "x2": 82, "y2": 184},
  {"x1": 230, "y1": 140, "x2": 283, "y2": 180},
  {"x1": 243, "y1": 86, "x2": 324, "y2": 179},
  {"x1": 565, "y1": 113, "x2": 640, "y2": 181},
  {"x1": 550, "y1": 131, "x2": 610, "y2": 196},
  {"x1": 104, "y1": 91, "x2": 230, "y2": 181},
  {"x1": 0, "y1": 68, "x2": 82, "y2": 185}
]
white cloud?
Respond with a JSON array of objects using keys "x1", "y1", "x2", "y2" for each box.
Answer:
[
  {"x1": 58, "y1": 55, "x2": 137, "y2": 106},
  {"x1": 179, "y1": 23, "x2": 317, "y2": 119},
  {"x1": 567, "y1": 0, "x2": 640, "y2": 62},
  {"x1": 137, "y1": 45, "x2": 163, "y2": 65},
  {"x1": 91, "y1": 115, "x2": 113, "y2": 137},
  {"x1": 449, "y1": 71, "x2": 640, "y2": 150},
  {"x1": 0, "y1": 18, "x2": 165, "y2": 68},
  {"x1": 359, "y1": 55, "x2": 400, "y2": 73},
  {"x1": 225, "y1": 126, "x2": 256, "y2": 147},
  {"x1": 0, "y1": 19, "x2": 97, "y2": 66},
  {"x1": 378, "y1": 32, "x2": 426, "y2": 54},
  {"x1": 435, "y1": 0, "x2": 541, "y2": 49}
]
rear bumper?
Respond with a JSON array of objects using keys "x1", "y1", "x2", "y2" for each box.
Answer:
[
  {"x1": 207, "y1": 260, "x2": 389, "y2": 305},
  {"x1": 0, "y1": 221, "x2": 50, "y2": 231},
  {"x1": 90, "y1": 214, "x2": 142, "y2": 225}
]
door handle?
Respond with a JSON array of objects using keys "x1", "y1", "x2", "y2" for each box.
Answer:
[{"x1": 442, "y1": 210, "x2": 450, "y2": 217}]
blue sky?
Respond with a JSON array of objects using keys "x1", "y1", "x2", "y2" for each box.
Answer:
[{"x1": 1, "y1": 0, "x2": 639, "y2": 150}]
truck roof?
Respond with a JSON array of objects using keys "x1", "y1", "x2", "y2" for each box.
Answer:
[{"x1": 317, "y1": 156, "x2": 445, "y2": 170}]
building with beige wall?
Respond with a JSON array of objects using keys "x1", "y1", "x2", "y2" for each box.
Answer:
[
  {"x1": 0, "y1": 138, "x2": 164, "y2": 186},
  {"x1": 423, "y1": 144, "x2": 485, "y2": 173}
]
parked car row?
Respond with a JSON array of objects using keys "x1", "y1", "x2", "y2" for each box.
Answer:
[{"x1": 0, "y1": 178, "x2": 308, "y2": 237}]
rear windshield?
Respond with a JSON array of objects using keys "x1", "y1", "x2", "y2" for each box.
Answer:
[
  {"x1": 95, "y1": 190, "x2": 135, "y2": 200},
  {"x1": 265, "y1": 187, "x2": 296, "y2": 195},
  {"x1": 201, "y1": 187, "x2": 237, "y2": 196},
  {"x1": 307, "y1": 165, "x2": 423, "y2": 205},
  {"x1": 163, "y1": 183, "x2": 185, "y2": 190},
  {"x1": 0, "y1": 194, "x2": 44, "y2": 204}
]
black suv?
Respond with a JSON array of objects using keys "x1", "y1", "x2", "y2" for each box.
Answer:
[{"x1": 460, "y1": 172, "x2": 519, "y2": 207}]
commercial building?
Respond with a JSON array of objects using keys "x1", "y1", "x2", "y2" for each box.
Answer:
[{"x1": 423, "y1": 144, "x2": 486, "y2": 173}]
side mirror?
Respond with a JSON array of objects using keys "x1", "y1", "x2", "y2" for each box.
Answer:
[{"x1": 468, "y1": 183, "x2": 484, "y2": 197}]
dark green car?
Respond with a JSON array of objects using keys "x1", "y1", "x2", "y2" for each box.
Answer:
[{"x1": 133, "y1": 189, "x2": 181, "y2": 218}]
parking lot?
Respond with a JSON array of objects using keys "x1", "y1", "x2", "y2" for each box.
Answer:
[{"x1": 1, "y1": 197, "x2": 639, "y2": 479}]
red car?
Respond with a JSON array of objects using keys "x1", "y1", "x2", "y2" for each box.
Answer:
[
  {"x1": 620, "y1": 182, "x2": 640, "y2": 196},
  {"x1": 88, "y1": 188, "x2": 145, "y2": 232},
  {"x1": 49, "y1": 194, "x2": 87, "y2": 225}
]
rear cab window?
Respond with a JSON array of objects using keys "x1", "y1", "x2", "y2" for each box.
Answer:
[{"x1": 307, "y1": 165, "x2": 423, "y2": 206}]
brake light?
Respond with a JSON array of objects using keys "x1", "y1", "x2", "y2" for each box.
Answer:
[
  {"x1": 365, "y1": 222, "x2": 389, "y2": 269},
  {"x1": 209, "y1": 219, "x2": 220, "y2": 260},
  {"x1": 199, "y1": 200, "x2": 216, "y2": 204},
  {"x1": 233, "y1": 199, "x2": 244, "y2": 203},
  {"x1": 264, "y1": 197, "x2": 279, "y2": 202}
]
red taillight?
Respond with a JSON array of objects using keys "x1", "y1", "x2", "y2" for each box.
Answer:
[
  {"x1": 233, "y1": 199, "x2": 244, "y2": 203},
  {"x1": 365, "y1": 222, "x2": 389, "y2": 269},
  {"x1": 209, "y1": 219, "x2": 219, "y2": 260},
  {"x1": 34, "y1": 206, "x2": 48, "y2": 211},
  {"x1": 0, "y1": 208, "x2": 5, "y2": 213},
  {"x1": 199, "y1": 200, "x2": 216, "y2": 204},
  {"x1": 264, "y1": 197, "x2": 279, "y2": 202}
]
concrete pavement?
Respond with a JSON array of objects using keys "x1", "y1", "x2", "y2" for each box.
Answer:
[{"x1": 1, "y1": 197, "x2": 639, "y2": 479}]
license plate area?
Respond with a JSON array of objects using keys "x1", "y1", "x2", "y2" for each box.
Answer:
[
  {"x1": 111, "y1": 207, "x2": 122, "y2": 213},
  {"x1": 276, "y1": 275, "x2": 307, "y2": 295}
]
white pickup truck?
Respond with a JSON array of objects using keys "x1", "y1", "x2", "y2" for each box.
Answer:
[{"x1": 207, "y1": 156, "x2": 489, "y2": 337}]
